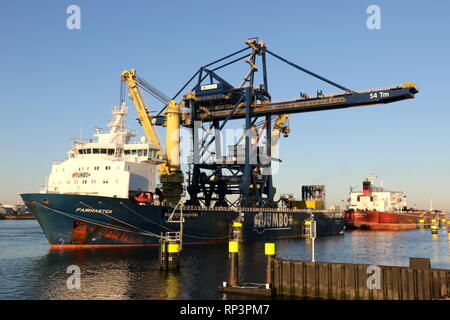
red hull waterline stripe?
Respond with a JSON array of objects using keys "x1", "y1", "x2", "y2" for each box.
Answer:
[
  {"x1": 49, "y1": 240, "x2": 228, "y2": 249},
  {"x1": 50, "y1": 244, "x2": 159, "y2": 249}
]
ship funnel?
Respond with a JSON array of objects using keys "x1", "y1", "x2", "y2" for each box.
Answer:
[{"x1": 362, "y1": 180, "x2": 371, "y2": 196}]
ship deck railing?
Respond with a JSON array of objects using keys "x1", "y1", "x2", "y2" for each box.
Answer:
[{"x1": 176, "y1": 205, "x2": 343, "y2": 217}]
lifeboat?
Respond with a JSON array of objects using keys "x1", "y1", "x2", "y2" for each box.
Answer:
[{"x1": 133, "y1": 192, "x2": 152, "y2": 203}]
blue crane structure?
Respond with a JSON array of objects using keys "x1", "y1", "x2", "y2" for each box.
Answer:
[{"x1": 153, "y1": 38, "x2": 419, "y2": 208}]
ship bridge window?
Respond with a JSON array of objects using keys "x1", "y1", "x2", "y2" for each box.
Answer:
[
  {"x1": 100, "y1": 149, "x2": 107, "y2": 154},
  {"x1": 78, "y1": 149, "x2": 84, "y2": 154},
  {"x1": 93, "y1": 149, "x2": 99, "y2": 154},
  {"x1": 138, "y1": 150, "x2": 143, "y2": 156},
  {"x1": 107, "y1": 149, "x2": 114, "y2": 155},
  {"x1": 86, "y1": 149, "x2": 92, "y2": 154},
  {"x1": 124, "y1": 150, "x2": 130, "y2": 155}
]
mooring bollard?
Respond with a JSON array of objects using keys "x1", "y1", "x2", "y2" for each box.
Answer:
[
  {"x1": 228, "y1": 240, "x2": 239, "y2": 286},
  {"x1": 265, "y1": 243, "x2": 275, "y2": 288}
]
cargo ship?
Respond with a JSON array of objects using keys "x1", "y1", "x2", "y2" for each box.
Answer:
[
  {"x1": 344, "y1": 174, "x2": 443, "y2": 231},
  {"x1": 21, "y1": 105, "x2": 344, "y2": 248}
]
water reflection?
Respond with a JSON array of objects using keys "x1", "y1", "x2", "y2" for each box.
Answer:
[{"x1": 1, "y1": 220, "x2": 449, "y2": 299}]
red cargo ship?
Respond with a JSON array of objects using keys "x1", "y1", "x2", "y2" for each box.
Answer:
[{"x1": 344, "y1": 174, "x2": 440, "y2": 231}]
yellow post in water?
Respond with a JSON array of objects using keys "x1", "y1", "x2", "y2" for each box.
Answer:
[
  {"x1": 265, "y1": 243, "x2": 275, "y2": 288},
  {"x1": 228, "y1": 241, "x2": 239, "y2": 286},
  {"x1": 265, "y1": 243, "x2": 275, "y2": 255},
  {"x1": 229, "y1": 241, "x2": 239, "y2": 253},
  {"x1": 431, "y1": 225, "x2": 439, "y2": 235},
  {"x1": 167, "y1": 241, "x2": 181, "y2": 271}
]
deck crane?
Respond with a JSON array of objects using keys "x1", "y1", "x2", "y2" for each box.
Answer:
[
  {"x1": 121, "y1": 69, "x2": 183, "y2": 205},
  {"x1": 150, "y1": 38, "x2": 418, "y2": 208},
  {"x1": 271, "y1": 114, "x2": 290, "y2": 156}
]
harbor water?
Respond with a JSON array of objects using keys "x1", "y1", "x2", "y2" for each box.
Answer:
[{"x1": 0, "y1": 220, "x2": 449, "y2": 300}]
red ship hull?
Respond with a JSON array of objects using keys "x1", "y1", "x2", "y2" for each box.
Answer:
[{"x1": 344, "y1": 210, "x2": 427, "y2": 231}]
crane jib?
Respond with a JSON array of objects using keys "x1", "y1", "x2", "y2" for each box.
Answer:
[{"x1": 191, "y1": 86, "x2": 417, "y2": 122}]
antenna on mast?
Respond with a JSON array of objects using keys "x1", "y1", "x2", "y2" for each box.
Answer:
[{"x1": 80, "y1": 116, "x2": 84, "y2": 141}]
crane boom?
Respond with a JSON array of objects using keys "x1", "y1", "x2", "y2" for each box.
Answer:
[
  {"x1": 187, "y1": 82, "x2": 418, "y2": 123},
  {"x1": 121, "y1": 69, "x2": 164, "y2": 156}
]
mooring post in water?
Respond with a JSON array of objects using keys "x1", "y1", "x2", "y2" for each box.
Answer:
[
  {"x1": 431, "y1": 224, "x2": 439, "y2": 235},
  {"x1": 167, "y1": 241, "x2": 181, "y2": 271},
  {"x1": 265, "y1": 243, "x2": 275, "y2": 288},
  {"x1": 417, "y1": 219, "x2": 426, "y2": 229},
  {"x1": 160, "y1": 232, "x2": 181, "y2": 271},
  {"x1": 228, "y1": 240, "x2": 239, "y2": 286},
  {"x1": 431, "y1": 219, "x2": 439, "y2": 235}
]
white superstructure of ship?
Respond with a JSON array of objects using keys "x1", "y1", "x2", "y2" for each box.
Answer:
[
  {"x1": 42, "y1": 104, "x2": 164, "y2": 199},
  {"x1": 348, "y1": 174, "x2": 406, "y2": 212}
]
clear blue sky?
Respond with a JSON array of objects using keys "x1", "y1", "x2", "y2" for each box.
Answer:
[{"x1": 1, "y1": 0, "x2": 449, "y2": 210}]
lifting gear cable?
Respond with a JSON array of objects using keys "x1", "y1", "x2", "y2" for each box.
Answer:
[
  {"x1": 266, "y1": 49, "x2": 354, "y2": 93},
  {"x1": 136, "y1": 75, "x2": 171, "y2": 104}
]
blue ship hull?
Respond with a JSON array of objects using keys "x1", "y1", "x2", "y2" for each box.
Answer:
[{"x1": 21, "y1": 193, "x2": 344, "y2": 248}]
